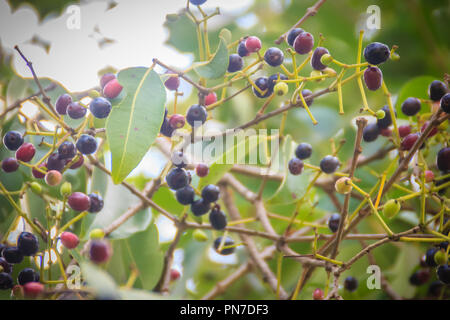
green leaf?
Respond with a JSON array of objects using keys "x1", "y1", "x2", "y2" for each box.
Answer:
[
  {"x1": 194, "y1": 37, "x2": 229, "y2": 79},
  {"x1": 80, "y1": 261, "x2": 119, "y2": 297},
  {"x1": 120, "y1": 223, "x2": 164, "y2": 290},
  {"x1": 198, "y1": 134, "x2": 264, "y2": 189},
  {"x1": 164, "y1": 12, "x2": 199, "y2": 56},
  {"x1": 7, "y1": 0, "x2": 80, "y2": 21},
  {"x1": 106, "y1": 67, "x2": 166, "y2": 184},
  {"x1": 395, "y1": 75, "x2": 436, "y2": 119}
]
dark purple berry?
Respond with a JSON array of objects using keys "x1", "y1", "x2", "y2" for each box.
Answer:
[
  {"x1": 252, "y1": 77, "x2": 271, "y2": 98},
  {"x1": 0, "y1": 272, "x2": 13, "y2": 290},
  {"x1": 3, "y1": 131, "x2": 24, "y2": 151},
  {"x1": 89, "y1": 240, "x2": 112, "y2": 264},
  {"x1": 428, "y1": 80, "x2": 448, "y2": 101},
  {"x1": 57, "y1": 141, "x2": 76, "y2": 160},
  {"x1": 69, "y1": 156, "x2": 84, "y2": 169},
  {"x1": 213, "y1": 236, "x2": 235, "y2": 255},
  {"x1": 175, "y1": 186, "x2": 195, "y2": 205},
  {"x1": 100, "y1": 73, "x2": 116, "y2": 89},
  {"x1": 428, "y1": 280, "x2": 444, "y2": 297},
  {"x1": 227, "y1": 54, "x2": 244, "y2": 73},
  {"x1": 2, "y1": 157, "x2": 19, "y2": 173},
  {"x1": 90, "y1": 97, "x2": 112, "y2": 119},
  {"x1": 17, "y1": 232, "x2": 39, "y2": 256},
  {"x1": 164, "y1": 72, "x2": 180, "y2": 91},
  {"x1": 166, "y1": 168, "x2": 189, "y2": 190},
  {"x1": 196, "y1": 163, "x2": 209, "y2": 177},
  {"x1": 169, "y1": 114, "x2": 185, "y2": 129},
  {"x1": 425, "y1": 247, "x2": 439, "y2": 267},
  {"x1": 55, "y1": 94, "x2": 72, "y2": 115},
  {"x1": 209, "y1": 207, "x2": 227, "y2": 230},
  {"x1": 437, "y1": 147, "x2": 450, "y2": 172},
  {"x1": 88, "y1": 193, "x2": 104, "y2": 213},
  {"x1": 363, "y1": 42, "x2": 390, "y2": 65},
  {"x1": 401, "y1": 97, "x2": 421, "y2": 116},
  {"x1": 288, "y1": 158, "x2": 304, "y2": 175},
  {"x1": 32, "y1": 164, "x2": 46, "y2": 179},
  {"x1": 18, "y1": 268, "x2": 39, "y2": 285},
  {"x1": 437, "y1": 264, "x2": 450, "y2": 284},
  {"x1": 0, "y1": 257, "x2": 12, "y2": 274},
  {"x1": 401, "y1": 133, "x2": 419, "y2": 151},
  {"x1": 301, "y1": 89, "x2": 314, "y2": 106},
  {"x1": 311, "y1": 47, "x2": 329, "y2": 71},
  {"x1": 160, "y1": 118, "x2": 175, "y2": 137},
  {"x1": 328, "y1": 213, "x2": 340, "y2": 232},
  {"x1": 344, "y1": 276, "x2": 358, "y2": 292},
  {"x1": 189, "y1": 0, "x2": 207, "y2": 5},
  {"x1": 186, "y1": 104, "x2": 208, "y2": 127},
  {"x1": 237, "y1": 41, "x2": 249, "y2": 57},
  {"x1": 376, "y1": 105, "x2": 395, "y2": 129},
  {"x1": 68, "y1": 192, "x2": 91, "y2": 212},
  {"x1": 363, "y1": 66, "x2": 382, "y2": 91},
  {"x1": 293, "y1": 32, "x2": 314, "y2": 55},
  {"x1": 264, "y1": 47, "x2": 284, "y2": 67},
  {"x1": 46, "y1": 153, "x2": 65, "y2": 172},
  {"x1": 409, "y1": 269, "x2": 430, "y2": 286},
  {"x1": 320, "y1": 155, "x2": 340, "y2": 174},
  {"x1": 441, "y1": 93, "x2": 450, "y2": 113},
  {"x1": 67, "y1": 102, "x2": 87, "y2": 119},
  {"x1": 295, "y1": 143, "x2": 312, "y2": 160},
  {"x1": 268, "y1": 73, "x2": 288, "y2": 91},
  {"x1": 191, "y1": 198, "x2": 211, "y2": 216},
  {"x1": 363, "y1": 123, "x2": 380, "y2": 142},
  {"x1": 201, "y1": 184, "x2": 220, "y2": 203},
  {"x1": 2, "y1": 247, "x2": 24, "y2": 264},
  {"x1": 287, "y1": 28, "x2": 304, "y2": 47},
  {"x1": 76, "y1": 135, "x2": 97, "y2": 155}
]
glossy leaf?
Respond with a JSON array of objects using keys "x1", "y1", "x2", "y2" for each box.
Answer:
[{"x1": 194, "y1": 37, "x2": 229, "y2": 79}]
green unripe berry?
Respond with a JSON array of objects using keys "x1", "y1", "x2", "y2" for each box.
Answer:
[
  {"x1": 376, "y1": 110, "x2": 386, "y2": 119},
  {"x1": 335, "y1": 177, "x2": 352, "y2": 194},
  {"x1": 390, "y1": 52, "x2": 400, "y2": 61},
  {"x1": 434, "y1": 249, "x2": 448, "y2": 266},
  {"x1": 30, "y1": 182, "x2": 42, "y2": 195},
  {"x1": 89, "y1": 228, "x2": 105, "y2": 239},
  {"x1": 193, "y1": 229, "x2": 208, "y2": 242},
  {"x1": 382, "y1": 199, "x2": 401, "y2": 219},
  {"x1": 310, "y1": 70, "x2": 323, "y2": 82},
  {"x1": 88, "y1": 90, "x2": 101, "y2": 98},
  {"x1": 323, "y1": 67, "x2": 337, "y2": 76},
  {"x1": 320, "y1": 53, "x2": 333, "y2": 66},
  {"x1": 60, "y1": 182, "x2": 72, "y2": 197},
  {"x1": 274, "y1": 82, "x2": 289, "y2": 96}
]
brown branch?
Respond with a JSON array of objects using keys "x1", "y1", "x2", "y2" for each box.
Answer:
[{"x1": 274, "y1": 0, "x2": 328, "y2": 44}]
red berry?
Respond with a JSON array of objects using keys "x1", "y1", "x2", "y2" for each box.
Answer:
[
  {"x1": 100, "y1": 73, "x2": 116, "y2": 89},
  {"x1": 245, "y1": 36, "x2": 262, "y2": 53},
  {"x1": 103, "y1": 78, "x2": 123, "y2": 99},
  {"x1": 170, "y1": 269, "x2": 181, "y2": 281},
  {"x1": 169, "y1": 114, "x2": 185, "y2": 129},
  {"x1": 420, "y1": 121, "x2": 437, "y2": 138},
  {"x1": 68, "y1": 192, "x2": 91, "y2": 212},
  {"x1": 60, "y1": 232, "x2": 80, "y2": 249},
  {"x1": 205, "y1": 92, "x2": 217, "y2": 106},
  {"x1": 424, "y1": 170, "x2": 434, "y2": 183},
  {"x1": 23, "y1": 282, "x2": 44, "y2": 299},
  {"x1": 69, "y1": 156, "x2": 84, "y2": 169},
  {"x1": 32, "y1": 164, "x2": 46, "y2": 179},
  {"x1": 196, "y1": 163, "x2": 209, "y2": 177},
  {"x1": 398, "y1": 125, "x2": 411, "y2": 138},
  {"x1": 363, "y1": 66, "x2": 383, "y2": 91},
  {"x1": 89, "y1": 240, "x2": 112, "y2": 264},
  {"x1": 313, "y1": 288, "x2": 324, "y2": 300},
  {"x1": 15, "y1": 143, "x2": 36, "y2": 162},
  {"x1": 1, "y1": 157, "x2": 19, "y2": 173},
  {"x1": 401, "y1": 133, "x2": 419, "y2": 151},
  {"x1": 380, "y1": 128, "x2": 392, "y2": 137}
]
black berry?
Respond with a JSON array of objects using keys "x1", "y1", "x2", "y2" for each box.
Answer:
[
  {"x1": 171, "y1": 151, "x2": 188, "y2": 168},
  {"x1": 176, "y1": 186, "x2": 195, "y2": 205},
  {"x1": 209, "y1": 207, "x2": 227, "y2": 230},
  {"x1": 67, "y1": 102, "x2": 87, "y2": 119},
  {"x1": 166, "y1": 168, "x2": 189, "y2": 190},
  {"x1": 362, "y1": 123, "x2": 380, "y2": 142},
  {"x1": 46, "y1": 153, "x2": 65, "y2": 172},
  {"x1": 328, "y1": 213, "x2": 340, "y2": 233},
  {"x1": 320, "y1": 155, "x2": 340, "y2": 174},
  {"x1": 2, "y1": 157, "x2": 19, "y2": 173},
  {"x1": 88, "y1": 193, "x2": 104, "y2": 213},
  {"x1": 295, "y1": 143, "x2": 312, "y2": 160},
  {"x1": 428, "y1": 80, "x2": 448, "y2": 101},
  {"x1": 202, "y1": 184, "x2": 220, "y2": 203},
  {"x1": 213, "y1": 236, "x2": 235, "y2": 255},
  {"x1": 227, "y1": 54, "x2": 244, "y2": 73},
  {"x1": 0, "y1": 257, "x2": 12, "y2": 274},
  {"x1": 237, "y1": 41, "x2": 249, "y2": 57},
  {"x1": 437, "y1": 264, "x2": 450, "y2": 284},
  {"x1": 252, "y1": 77, "x2": 271, "y2": 98},
  {"x1": 2, "y1": 247, "x2": 24, "y2": 264},
  {"x1": 288, "y1": 158, "x2": 304, "y2": 175},
  {"x1": 0, "y1": 272, "x2": 13, "y2": 290},
  {"x1": 376, "y1": 105, "x2": 395, "y2": 129},
  {"x1": 268, "y1": 73, "x2": 288, "y2": 91},
  {"x1": 18, "y1": 268, "x2": 40, "y2": 285},
  {"x1": 76, "y1": 135, "x2": 97, "y2": 155},
  {"x1": 160, "y1": 118, "x2": 175, "y2": 137},
  {"x1": 401, "y1": 97, "x2": 421, "y2": 116},
  {"x1": 425, "y1": 247, "x2": 439, "y2": 267},
  {"x1": 17, "y1": 232, "x2": 39, "y2": 256},
  {"x1": 90, "y1": 97, "x2": 112, "y2": 119},
  {"x1": 440, "y1": 93, "x2": 450, "y2": 113},
  {"x1": 428, "y1": 280, "x2": 444, "y2": 297},
  {"x1": 363, "y1": 42, "x2": 390, "y2": 65},
  {"x1": 186, "y1": 104, "x2": 208, "y2": 127},
  {"x1": 264, "y1": 47, "x2": 284, "y2": 67},
  {"x1": 344, "y1": 276, "x2": 358, "y2": 292},
  {"x1": 3, "y1": 131, "x2": 24, "y2": 151},
  {"x1": 409, "y1": 269, "x2": 430, "y2": 286},
  {"x1": 191, "y1": 198, "x2": 211, "y2": 216},
  {"x1": 437, "y1": 147, "x2": 450, "y2": 172}
]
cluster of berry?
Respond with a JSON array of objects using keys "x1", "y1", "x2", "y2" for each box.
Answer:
[{"x1": 288, "y1": 142, "x2": 340, "y2": 176}]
